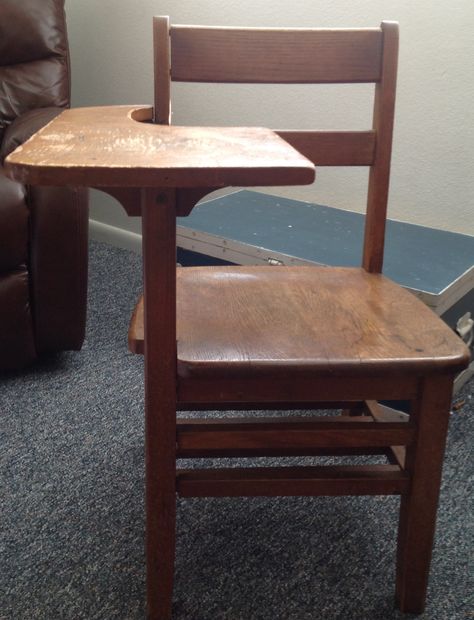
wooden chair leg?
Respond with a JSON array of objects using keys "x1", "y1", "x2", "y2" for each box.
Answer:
[
  {"x1": 395, "y1": 375, "x2": 454, "y2": 614},
  {"x1": 146, "y1": 468, "x2": 176, "y2": 620},
  {"x1": 142, "y1": 189, "x2": 178, "y2": 619}
]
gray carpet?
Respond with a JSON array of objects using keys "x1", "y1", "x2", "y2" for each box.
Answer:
[{"x1": 1, "y1": 240, "x2": 473, "y2": 620}]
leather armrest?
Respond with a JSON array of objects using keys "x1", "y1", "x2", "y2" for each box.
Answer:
[
  {"x1": 0, "y1": 106, "x2": 63, "y2": 161},
  {"x1": 0, "y1": 106, "x2": 89, "y2": 357}
]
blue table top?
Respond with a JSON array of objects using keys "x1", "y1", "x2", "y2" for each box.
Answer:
[{"x1": 179, "y1": 190, "x2": 474, "y2": 295}]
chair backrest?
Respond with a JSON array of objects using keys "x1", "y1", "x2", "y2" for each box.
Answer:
[{"x1": 153, "y1": 16, "x2": 398, "y2": 273}]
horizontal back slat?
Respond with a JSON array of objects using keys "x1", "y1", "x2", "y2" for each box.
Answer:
[
  {"x1": 278, "y1": 130, "x2": 376, "y2": 165},
  {"x1": 170, "y1": 26, "x2": 383, "y2": 84}
]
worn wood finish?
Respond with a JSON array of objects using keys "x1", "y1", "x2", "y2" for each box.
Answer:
[
  {"x1": 170, "y1": 26, "x2": 383, "y2": 84},
  {"x1": 177, "y1": 465, "x2": 409, "y2": 497},
  {"x1": 277, "y1": 130, "x2": 376, "y2": 166},
  {"x1": 4, "y1": 106, "x2": 315, "y2": 189},
  {"x1": 141, "y1": 188, "x2": 177, "y2": 620},
  {"x1": 362, "y1": 21, "x2": 399, "y2": 273},
  {"x1": 396, "y1": 375, "x2": 455, "y2": 614}
]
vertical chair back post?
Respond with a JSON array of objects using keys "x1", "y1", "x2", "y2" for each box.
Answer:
[
  {"x1": 153, "y1": 16, "x2": 171, "y2": 125},
  {"x1": 363, "y1": 21, "x2": 399, "y2": 273}
]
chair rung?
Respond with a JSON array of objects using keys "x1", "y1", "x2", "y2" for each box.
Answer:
[
  {"x1": 176, "y1": 416, "x2": 414, "y2": 456},
  {"x1": 177, "y1": 465, "x2": 409, "y2": 497},
  {"x1": 177, "y1": 401, "x2": 374, "y2": 411},
  {"x1": 177, "y1": 445, "x2": 388, "y2": 458}
]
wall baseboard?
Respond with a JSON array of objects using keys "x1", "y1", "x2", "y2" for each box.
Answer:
[{"x1": 89, "y1": 219, "x2": 142, "y2": 254}]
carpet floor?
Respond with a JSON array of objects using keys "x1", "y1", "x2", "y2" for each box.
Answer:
[{"x1": 1, "y1": 240, "x2": 473, "y2": 620}]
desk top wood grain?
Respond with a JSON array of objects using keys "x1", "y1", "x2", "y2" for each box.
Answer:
[{"x1": 4, "y1": 105, "x2": 315, "y2": 188}]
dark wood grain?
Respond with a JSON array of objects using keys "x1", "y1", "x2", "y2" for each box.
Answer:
[
  {"x1": 277, "y1": 130, "x2": 376, "y2": 166},
  {"x1": 177, "y1": 445, "x2": 388, "y2": 459},
  {"x1": 396, "y1": 375, "x2": 456, "y2": 613},
  {"x1": 176, "y1": 374, "x2": 420, "y2": 405},
  {"x1": 128, "y1": 266, "x2": 469, "y2": 376},
  {"x1": 141, "y1": 188, "x2": 177, "y2": 620},
  {"x1": 176, "y1": 417, "x2": 415, "y2": 454},
  {"x1": 363, "y1": 21, "x2": 399, "y2": 272},
  {"x1": 175, "y1": 400, "x2": 374, "y2": 411},
  {"x1": 177, "y1": 465, "x2": 409, "y2": 497},
  {"x1": 153, "y1": 16, "x2": 171, "y2": 125},
  {"x1": 170, "y1": 26, "x2": 383, "y2": 83}
]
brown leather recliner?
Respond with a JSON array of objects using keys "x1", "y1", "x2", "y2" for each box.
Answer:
[{"x1": 0, "y1": 0, "x2": 89, "y2": 370}]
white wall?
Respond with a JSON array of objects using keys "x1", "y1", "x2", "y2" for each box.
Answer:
[{"x1": 65, "y1": 0, "x2": 474, "y2": 238}]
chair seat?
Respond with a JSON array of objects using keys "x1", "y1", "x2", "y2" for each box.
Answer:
[{"x1": 130, "y1": 265, "x2": 469, "y2": 379}]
